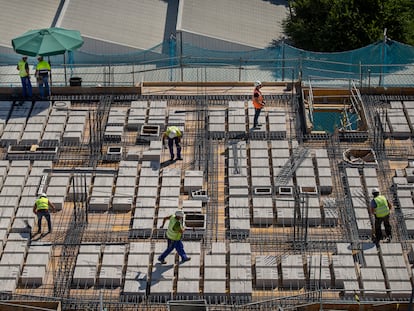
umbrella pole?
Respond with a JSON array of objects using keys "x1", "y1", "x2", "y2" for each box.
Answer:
[
  {"x1": 64, "y1": 53, "x2": 67, "y2": 86},
  {"x1": 48, "y1": 56, "x2": 52, "y2": 95}
]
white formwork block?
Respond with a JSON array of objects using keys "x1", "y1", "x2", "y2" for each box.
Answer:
[
  {"x1": 0, "y1": 253, "x2": 25, "y2": 270},
  {"x1": 230, "y1": 267, "x2": 252, "y2": 281},
  {"x1": 45, "y1": 195, "x2": 64, "y2": 211},
  {"x1": 0, "y1": 265, "x2": 21, "y2": 280},
  {"x1": 363, "y1": 255, "x2": 381, "y2": 267},
  {"x1": 2, "y1": 241, "x2": 28, "y2": 255},
  {"x1": 281, "y1": 267, "x2": 306, "y2": 289},
  {"x1": 0, "y1": 196, "x2": 19, "y2": 209},
  {"x1": 78, "y1": 244, "x2": 101, "y2": 254},
  {"x1": 0, "y1": 278, "x2": 17, "y2": 293},
  {"x1": 382, "y1": 255, "x2": 407, "y2": 268},
  {"x1": 99, "y1": 266, "x2": 123, "y2": 287},
  {"x1": 101, "y1": 254, "x2": 125, "y2": 266},
  {"x1": 229, "y1": 255, "x2": 251, "y2": 268},
  {"x1": 0, "y1": 207, "x2": 14, "y2": 219},
  {"x1": 389, "y1": 281, "x2": 412, "y2": 298},
  {"x1": 360, "y1": 268, "x2": 384, "y2": 281},
  {"x1": 387, "y1": 267, "x2": 411, "y2": 281},
  {"x1": 229, "y1": 242, "x2": 251, "y2": 255},
  {"x1": 333, "y1": 267, "x2": 358, "y2": 288},
  {"x1": 255, "y1": 266, "x2": 278, "y2": 289},
  {"x1": 380, "y1": 243, "x2": 403, "y2": 255},
  {"x1": 25, "y1": 253, "x2": 50, "y2": 266},
  {"x1": 276, "y1": 207, "x2": 295, "y2": 226},
  {"x1": 72, "y1": 266, "x2": 97, "y2": 287},
  {"x1": 1, "y1": 186, "x2": 23, "y2": 196},
  {"x1": 252, "y1": 207, "x2": 274, "y2": 225},
  {"x1": 361, "y1": 281, "x2": 388, "y2": 298},
  {"x1": 203, "y1": 280, "x2": 226, "y2": 297},
  {"x1": 176, "y1": 279, "x2": 200, "y2": 296},
  {"x1": 89, "y1": 197, "x2": 110, "y2": 212},
  {"x1": 112, "y1": 197, "x2": 133, "y2": 212},
  {"x1": 20, "y1": 265, "x2": 46, "y2": 285},
  {"x1": 204, "y1": 254, "x2": 226, "y2": 267},
  {"x1": 177, "y1": 267, "x2": 200, "y2": 280},
  {"x1": 204, "y1": 267, "x2": 226, "y2": 280},
  {"x1": 123, "y1": 279, "x2": 147, "y2": 296},
  {"x1": 127, "y1": 254, "x2": 150, "y2": 267},
  {"x1": 129, "y1": 242, "x2": 152, "y2": 255},
  {"x1": 281, "y1": 254, "x2": 303, "y2": 267},
  {"x1": 76, "y1": 253, "x2": 99, "y2": 267},
  {"x1": 149, "y1": 279, "x2": 173, "y2": 296}
]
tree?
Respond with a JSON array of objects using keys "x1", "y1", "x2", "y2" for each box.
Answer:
[{"x1": 282, "y1": 0, "x2": 414, "y2": 51}]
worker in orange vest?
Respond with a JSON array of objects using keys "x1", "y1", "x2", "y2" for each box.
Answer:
[{"x1": 252, "y1": 81, "x2": 265, "y2": 128}]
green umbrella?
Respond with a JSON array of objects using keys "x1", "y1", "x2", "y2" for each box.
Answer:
[
  {"x1": 12, "y1": 27, "x2": 83, "y2": 87},
  {"x1": 11, "y1": 27, "x2": 83, "y2": 56}
]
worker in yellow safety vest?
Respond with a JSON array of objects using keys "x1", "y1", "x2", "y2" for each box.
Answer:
[
  {"x1": 369, "y1": 188, "x2": 392, "y2": 244},
  {"x1": 16, "y1": 56, "x2": 32, "y2": 100},
  {"x1": 35, "y1": 56, "x2": 51, "y2": 99},
  {"x1": 162, "y1": 126, "x2": 183, "y2": 161},
  {"x1": 157, "y1": 210, "x2": 191, "y2": 264},
  {"x1": 33, "y1": 193, "x2": 56, "y2": 235}
]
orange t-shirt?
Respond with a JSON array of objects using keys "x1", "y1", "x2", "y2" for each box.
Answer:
[{"x1": 252, "y1": 88, "x2": 264, "y2": 109}]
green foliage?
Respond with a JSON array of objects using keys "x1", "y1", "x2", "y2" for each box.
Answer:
[{"x1": 283, "y1": 0, "x2": 414, "y2": 51}]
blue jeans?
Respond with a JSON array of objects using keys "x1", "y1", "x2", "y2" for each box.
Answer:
[
  {"x1": 254, "y1": 108, "x2": 262, "y2": 127},
  {"x1": 20, "y1": 76, "x2": 32, "y2": 99},
  {"x1": 38, "y1": 75, "x2": 50, "y2": 98},
  {"x1": 168, "y1": 137, "x2": 181, "y2": 159},
  {"x1": 37, "y1": 210, "x2": 52, "y2": 232},
  {"x1": 158, "y1": 239, "x2": 189, "y2": 261}
]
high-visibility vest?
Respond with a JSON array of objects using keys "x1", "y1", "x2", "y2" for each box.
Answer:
[
  {"x1": 373, "y1": 195, "x2": 390, "y2": 218},
  {"x1": 36, "y1": 60, "x2": 50, "y2": 75},
  {"x1": 18, "y1": 60, "x2": 29, "y2": 77},
  {"x1": 252, "y1": 88, "x2": 263, "y2": 109},
  {"x1": 35, "y1": 197, "x2": 49, "y2": 211},
  {"x1": 166, "y1": 215, "x2": 182, "y2": 241},
  {"x1": 166, "y1": 126, "x2": 182, "y2": 138}
]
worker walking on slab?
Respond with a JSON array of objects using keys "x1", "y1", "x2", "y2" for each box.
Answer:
[
  {"x1": 158, "y1": 210, "x2": 191, "y2": 264},
  {"x1": 162, "y1": 126, "x2": 183, "y2": 161},
  {"x1": 252, "y1": 80, "x2": 265, "y2": 128},
  {"x1": 33, "y1": 193, "x2": 56, "y2": 235},
  {"x1": 369, "y1": 188, "x2": 392, "y2": 244}
]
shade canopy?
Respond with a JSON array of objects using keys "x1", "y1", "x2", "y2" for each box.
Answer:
[{"x1": 12, "y1": 27, "x2": 83, "y2": 57}]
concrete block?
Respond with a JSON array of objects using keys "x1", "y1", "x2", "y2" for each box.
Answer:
[
  {"x1": 255, "y1": 266, "x2": 278, "y2": 288},
  {"x1": 361, "y1": 281, "x2": 387, "y2": 298},
  {"x1": 252, "y1": 207, "x2": 274, "y2": 225},
  {"x1": 360, "y1": 268, "x2": 384, "y2": 281},
  {"x1": 89, "y1": 197, "x2": 110, "y2": 212},
  {"x1": 99, "y1": 266, "x2": 123, "y2": 287},
  {"x1": 204, "y1": 254, "x2": 226, "y2": 267},
  {"x1": 382, "y1": 255, "x2": 407, "y2": 268},
  {"x1": 333, "y1": 267, "x2": 358, "y2": 287},
  {"x1": 281, "y1": 267, "x2": 306, "y2": 289},
  {"x1": 203, "y1": 280, "x2": 226, "y2": 296},
  {"x1": 204, "y1": 267, "x2": 226, "y2": 280},
  {"x1": 72, "y1": 266, "x2": 97, "y2": 287},
  {"x1": 177, "y1": 267, "x2": 200, "y2": 280},
  {"x1": 389, "y1": 281, "x2": 412, "y2": 298},
  {"x1": 229, "y1": 279, "x2": 252, "y2": 296},
  {"x1": 20, "y1": 265, "x2": 45, "y2": 285}
]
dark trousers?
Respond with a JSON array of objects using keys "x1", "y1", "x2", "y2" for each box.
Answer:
[
  {"x1": 375, "y1": 215, "x2": 391, "y2": 240},
  {"x1": 168, "y1": 137, "x2": 181, "y2": 159},
  {"x1": 20, "y1": 76, "x2": 32, "y2": 99},
  {"x1": 253, "y1": 108, "x2": 262, "y2": 127},
  {"x1": 37, "y1": 210, "x2": 52, "y2": 232},
  {"x1": 158, "y1": 239, "x2": 188, "y2": 261}
]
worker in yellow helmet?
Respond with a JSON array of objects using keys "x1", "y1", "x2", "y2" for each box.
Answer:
[
  {"x1": 33, "y1": 193, "x2": 56, "y2": 235},
  {"x1": 35, "y1": 56, "x2": 51, "y2": 99},
  {"x1": 370, "y1": 188, "x2": 392, "y2": 245},
  {"x1": 16, "y1": 56, "x2": 32, "y2": 101},
  {"x1": 158, "y1": 210, "x2": 191, "y2": 264},
  {"x1": 162, "y1": 126, "x2": 183, "y2": 161}
]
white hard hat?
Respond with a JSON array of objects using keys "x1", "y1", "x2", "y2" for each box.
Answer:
[
  {"x1": 39, "y1": 193, "x2": 47, "y2": 198},
  {"x1": 175, "y1": 210, "x2": 184, "y2": 218},
  {"x1": 168, "y1": 130, "x2": 177, "y2": 139},
  {"x1": 254, "y1": 81, "x2": 262, "y2": 87},
  {"x1": 372, "y1": 188, "x2": 380, "y2": 195}
]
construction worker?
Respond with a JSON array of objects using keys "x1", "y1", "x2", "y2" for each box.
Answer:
[
  {"x1": 35, "y1": 56, "x2": 51, "y2": 99},
  {"x1": 252, "y1": 80, "x2": 265, "y2": 128},
  {"x1": 16, "y1": 56, "x2": 32, "y2": 101},
  {"x1": 158, "y1": 210, "x2": 191, "y2": 264},
  {"x1": 370, "y1": 188, "x2": 392, "y2": 244},
  {"x1": 33, "y1": 193, "x2": 56, "y2": 235},
  {"x1": 162, "y1": 126, "x2": 183, "y2": 161}
]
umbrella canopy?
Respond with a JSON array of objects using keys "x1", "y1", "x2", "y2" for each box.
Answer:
[{"x1": 12, "y1": 27, "x2": 83, "y2": 57}]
